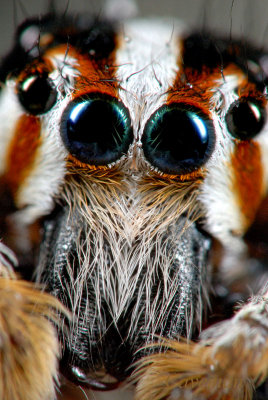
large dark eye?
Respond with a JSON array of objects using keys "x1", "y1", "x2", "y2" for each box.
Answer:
[
  {"x1": 61, "y1": 93, "x2": 133, "y2": 166},
  {"x1": 225, "y1": 98, "x2": 266, "y2": 140},
  {"x1": 142, "y1": 104, "x2": 215, "y2": 175},
  {"x1": 18, "y1": 73, "x2": 57, "y2": 115}
]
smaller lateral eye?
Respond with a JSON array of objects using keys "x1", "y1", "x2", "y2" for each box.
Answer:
[
  {"x1": 18, "y1": 72, "x2": 57, "y2": 115},
  {"x1": 225, "y1": 98, "x2": 266, "y2": 140}
]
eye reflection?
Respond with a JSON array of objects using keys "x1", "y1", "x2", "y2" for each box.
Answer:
[
  {"x1": 142, "y1": 103, "x2": 215, "y2": 175},
  {"x1": 60, "y1": 93, "x2": 133, "y2": 166},
  {"x1": 18, "y1": 72, "x2": 57, "y2": 115},
  {"x1": 225, "y1": 98, "x2": 266, "y2": 140}
]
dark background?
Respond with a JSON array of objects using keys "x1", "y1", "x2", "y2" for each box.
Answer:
[{"x1": 1, "y1": 0, "x2": 268, "y2": 57}]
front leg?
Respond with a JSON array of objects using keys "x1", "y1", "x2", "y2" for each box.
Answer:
[
  {"x1": 0, "y1": 242, "x2": 67, "y2": 400},
  {"x1": 134, "y1": 288, "x2": 268, "y2": 400}
]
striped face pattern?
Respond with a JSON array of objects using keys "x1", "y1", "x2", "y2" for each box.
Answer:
[{"x1": 1, "y1": 13, "x2": 268, "y2": 392}]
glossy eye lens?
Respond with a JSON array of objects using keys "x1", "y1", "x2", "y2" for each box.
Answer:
[
  {"x1": 61, "y1": 94, "x2": 133, "y2": 166},
  {"x1": 18, "y1": 73, "x2": 57, "y2": 115},
  {"x1": 225, "y1": 98, "x2": 266, "y2": 140},
  {"x1": 142, "y1": 104, "x2": 215, "y2": 175}
]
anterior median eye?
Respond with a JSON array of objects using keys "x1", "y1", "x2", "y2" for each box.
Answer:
[
  {"x1": 60, "y1": 93, "x2": 133, "y2": 166},
  {"x1": 18, "y1": 72, "x2": 57, "y2": 115},
  {"x1": 142, "y1": 104, "x2": 215, "y2": 175},
  {"x1": 225, "y1": 98, "x2": 266, "y2": 140}
]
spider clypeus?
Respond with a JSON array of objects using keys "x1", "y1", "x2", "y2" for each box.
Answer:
[{"x1": 0, "y1": 1, "x2": 268, "y2": 399}]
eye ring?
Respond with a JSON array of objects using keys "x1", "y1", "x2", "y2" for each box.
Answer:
[
  {"x1": 18, "y1": 72, "x2": 57, "y2": 115},
  {"x1": 225, "y1": 97, "x2": 266, "y2": 141},
  {"x1": 142, "y1": 103, "x2": 215, "y2": 175},
  {"x1": 60, "y1": 93, "x2": 133, "y2": 166}
]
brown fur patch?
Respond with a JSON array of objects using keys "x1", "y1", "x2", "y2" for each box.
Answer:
[
  {"x1": 0, "y1": 274, "x2": 68, "y2": 400},
  {"x1": 231, "y1": 141, "x2": 264, "y2": 233},
  {"x1": 133, "y1": 293, "x2": 268, "y2": 400},
  {"x1": 4, "y1": 114, "x2": 41, "y2": 200}
]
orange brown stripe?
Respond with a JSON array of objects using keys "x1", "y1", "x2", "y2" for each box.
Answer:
[
  {"x1": 168, "y1": 64, "x2": 245, "y2": 113},
  {"x1": 45, "y1": 44, "x2": 118, "y2": 99},
  {"x1": 4, "y1": 114, "x2": 41, "y2": 199},
  {"x1": 66, "y1": 154, "x2": 110, "y2": 170},
  {"x1": 150, "y1": 169, "x2": 205, "y2": 182},
  {"x1": 231, "y1": 141, "x2": 264, "y2": 232}
]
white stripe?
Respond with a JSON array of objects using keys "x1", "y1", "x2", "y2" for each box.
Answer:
[
  {"x1": 115, "y1": 18, "x2": 184, "y2": 141},
  {"x1": 198, "y1": 74, "x2": 247, "y2": 253}
]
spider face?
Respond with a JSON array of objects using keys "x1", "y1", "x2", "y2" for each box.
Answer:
[{"x1": 0, "y1": 12, "x2": 268, "y2": 396}]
